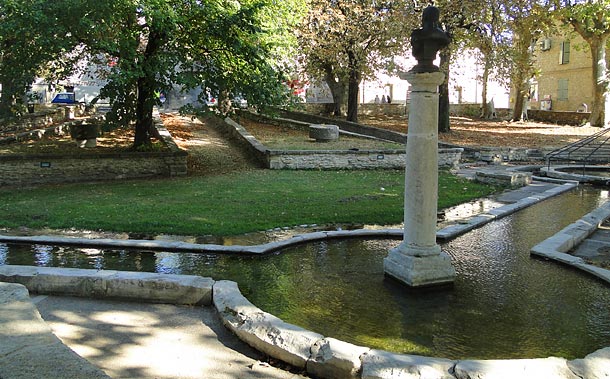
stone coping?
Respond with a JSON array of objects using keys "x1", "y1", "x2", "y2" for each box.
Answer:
[
  {"x1": 531, "y1": 201, "x2": 610, "y2": 285},
  {"x1": 1, "y1": 267, "x2": 608, "y2": 379},
  {"x1": 541, "y1": 165, "x2": 610, "y2": 184}
]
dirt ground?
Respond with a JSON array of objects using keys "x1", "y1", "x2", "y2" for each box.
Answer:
[{"x1": 358, "y1": 114, "x2": 600, "y2": 149}]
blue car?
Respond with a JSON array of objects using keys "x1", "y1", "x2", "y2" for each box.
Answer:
[{"x1": 51, "y1": 93, "x2": 77, "y2": 104}]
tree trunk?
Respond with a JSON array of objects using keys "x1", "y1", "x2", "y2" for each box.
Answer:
[
  {"x1": 512, "y1": 84, "x2": 526, "y2": 122},
  {"x1": 438, "y1": 49, "x2": 451, "y2": 133},
  {"x1": 134, "y1": 76, "x2": 156, "y2": 148},
  {"x1": 323, "y1": 65, "x2": 347, "y2": 117},
  {"x1": 480, "y1": 62, "x2": 490, "y2": 118},
  {"x1": 589, "y1": 38, "x2": 608, "y2": 127},
  {"x1": 346, "y1": 70, "x2": 360, "y2": 123},
  {"x1": 133, "y1": 25, "x2": 165, "y2": 148},
  {"x1": 0, "y1": 80, "x2": 18, "y2": 118},
  {"x1": 218, "y1": 89, "x2": 232, "y2": 115}
]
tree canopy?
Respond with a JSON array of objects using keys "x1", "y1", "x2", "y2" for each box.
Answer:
[
  {"x1": 297, "y1": 0, "x2": 413, "y2": 123},
  {"x1": 0, "y1": 0, "x2": 306, "y2": 147}
]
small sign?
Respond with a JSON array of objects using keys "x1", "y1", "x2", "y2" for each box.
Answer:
[{"x1": 40, "y1": 162, "x2": 51, "y2": 168}]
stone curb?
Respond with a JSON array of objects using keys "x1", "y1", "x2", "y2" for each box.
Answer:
[
  {"x1": 436, "y1": 182, "x2": 578, "y2": 240},
  {"x1": 211, "y1": 279, "x2": 610, "y2": 379},
  {"x1": 0, "y1": 265, "x2": 214, "y2": 305},
  {"x1": 530, "y1": 201, "x2": 610, "y2": 285},
  {"x1": 0, "y1": 281, "x2": 111, "y2": 379}
]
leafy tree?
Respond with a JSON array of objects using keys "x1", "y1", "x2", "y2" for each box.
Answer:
[
  {"x1": 505, "y1": 0, "x2": 553, "y2": 122},
  {"x1": 1, "y1": 0, "x2": 305, "y2": 147},
  {"x1": 0, "y1": 0, "x2": 78, "y2": 117},
  {"x1": 298, "y1": 0, "x2": 413, "y2": 123},
  {"x1": 554, "y1": 0, "x2": 610, "y2": 127}
]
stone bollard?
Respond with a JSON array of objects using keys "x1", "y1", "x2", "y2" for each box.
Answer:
[{"x1": 309, "y1": 124, "x2": 339, "y2": 142}]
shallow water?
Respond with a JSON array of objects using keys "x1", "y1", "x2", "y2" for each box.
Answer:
[
  {"x1": 1, "y1": 186, "x2": 610, "y2": 359},
  {"x1": 557, "y1": 166, "x2": 610, "y2": 179}
]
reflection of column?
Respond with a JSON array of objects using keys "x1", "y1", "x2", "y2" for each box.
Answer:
[{"x1": 384, "y1": 71, "x2": 455, "y2": 287}]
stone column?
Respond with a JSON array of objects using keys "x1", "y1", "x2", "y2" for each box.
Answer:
[{"x1": 383, "y1": 71, "x2": 456, "y2": 287}]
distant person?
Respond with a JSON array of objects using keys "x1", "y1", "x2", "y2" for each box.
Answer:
[
  {"x1": 374, "y1": 95, "x2": 380, "y2": 104},
  {"x1": 386, "y1": 95, "x2": 391, "y2": 104}
]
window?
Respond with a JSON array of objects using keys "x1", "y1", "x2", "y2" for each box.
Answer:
[
  {"x1": 558, "y1": 79, "x2": 569, "y2": 101},
  {"x1": 560, "y1": 41, "x2": 570, "y2": 64}
]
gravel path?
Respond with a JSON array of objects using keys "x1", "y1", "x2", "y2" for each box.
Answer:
[{"x1": 161, "y1": 112, "x2": 259, "y2": 176}]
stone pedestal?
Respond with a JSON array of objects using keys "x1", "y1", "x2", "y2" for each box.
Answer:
[
  {"x1": 384, "y1": 71, "x2": 456, "y2": 287},
  {"x1": 309, "y1": 124, "x2": 339, "y2": 142}
]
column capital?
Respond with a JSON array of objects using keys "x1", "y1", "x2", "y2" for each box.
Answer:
[{"x1": 399, "y1": 71, "x2": 445, "y2": 92}]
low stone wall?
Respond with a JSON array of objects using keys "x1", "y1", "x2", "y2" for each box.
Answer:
[
  {"x1": 267, "y1": 148, "x2": 463, "y2": 170},
  {"x1": 0, "y1": 113, "x2": 187, "y2": 187},
  {"x1": 222, "y1": 116, "x2": 463, "y2": 170},
  {"x1": 463, "y1": 146, "x2": 551, "y2": 163},
  {"x1": 0, "y1": 106, "x2": 79, "y2": 132},
  {"x1": 3, "y1": 266, "x2": 605, "y2": 379},
  {"x1": 528, "y1": 110, "x2": 591, "y2": 126},
  {"x1": 300, "y1": 103, "x2": 407, "y2": 117}
]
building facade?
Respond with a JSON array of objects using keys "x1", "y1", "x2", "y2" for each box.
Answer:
[{"x1": 521, "y1": 34, "x2": 594, "y2": 112}]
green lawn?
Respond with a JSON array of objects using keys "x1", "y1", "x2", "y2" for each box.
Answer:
[{"x1": 0, "y1": 170, "x2": 500, "y2": 236}]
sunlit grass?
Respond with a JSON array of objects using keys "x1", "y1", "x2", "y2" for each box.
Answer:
[{"x1": 0, "y1": 170, "x2": 500, "y2": 236}]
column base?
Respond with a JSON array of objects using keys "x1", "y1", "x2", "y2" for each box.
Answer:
[{"x1": 384, "y1": 246, "x2": 456, "y2": 287}]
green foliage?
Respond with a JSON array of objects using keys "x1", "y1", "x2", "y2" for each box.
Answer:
[
  {"x1": 0, "y1": 170, "x2": 499, "y2": 236},
  {"x1": 0, "y1": 0, "x2": 307, "y2": 142},
  {"x1": 297, "y1": 0, "x2": 414, "y2": 121}
]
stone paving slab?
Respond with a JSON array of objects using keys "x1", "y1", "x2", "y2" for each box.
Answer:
[
  {"x1": 0, "y1": 282, "x2": 111, "y2": 379},
  {"x1": 34, "y1": 295, "x2": 307, "y2": 379}
]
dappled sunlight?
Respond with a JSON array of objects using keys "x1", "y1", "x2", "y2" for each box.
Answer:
[
  {"x1": 36, "y1": 296, "x2": 296, "y2": 379},
  {"x1": 360, "y1": 114, "x2": 599, "y2": 148}
]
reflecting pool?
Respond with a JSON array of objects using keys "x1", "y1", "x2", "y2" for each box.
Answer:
[{"x1": 1, "y1": 186, "x2": 610, "y2": 359}]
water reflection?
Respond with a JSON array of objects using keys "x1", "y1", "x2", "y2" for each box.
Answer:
[
  {"x1": 1, "y1": 187, "x2": 609, "y2": 359},
  {"x1": 0, "y1": 243, "x2": 7, "y2": 265}
]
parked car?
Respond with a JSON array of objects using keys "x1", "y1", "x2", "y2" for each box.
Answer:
[{"x1": 51, "y1": 92, "x2": 77, "y2": 104}]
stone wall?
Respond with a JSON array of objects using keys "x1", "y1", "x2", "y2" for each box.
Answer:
[
  {"x1": 0, "y1": 105, "x2": 86, "y2": 134},
  {"x1": 528, "y1": 110, "x2": 590, "y2": 126},
  {"x1": 222, "y1": 117, "x2": 463, "y2": 170},
  {"x1": 0, "y1": 113, "x2": 187, "y2": 187},
  {"x1": 300, "y1": 103, "x2": 407, "y2": 117},
  {"x1": 298, "y1": 103, "x2": 590, "y2": 126},
  {"x1": 267, "y1": 149, "x2": 463, "y2": 170}
]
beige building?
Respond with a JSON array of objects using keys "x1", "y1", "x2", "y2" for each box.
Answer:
[{"x1": 520, "y1": 33, "x2": 594, "y2": 112}]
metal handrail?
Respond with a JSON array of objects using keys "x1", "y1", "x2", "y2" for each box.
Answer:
[{"x1": 546, "y1": 127, "x2": 610, "y2": 170}]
